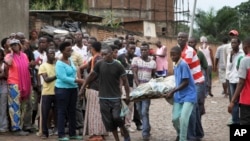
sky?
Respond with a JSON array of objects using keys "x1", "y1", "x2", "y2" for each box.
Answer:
[{"x1": 189, "y1": 0, "x2": 249, "y2": 12}]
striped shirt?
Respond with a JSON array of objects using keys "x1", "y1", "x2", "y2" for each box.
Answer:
[
  {"x1": 181, "y1": 45, "x2": 205, "y2": 83},
  {"x1": 132, "y1": 57, "x2": 156, "y2": 83}
]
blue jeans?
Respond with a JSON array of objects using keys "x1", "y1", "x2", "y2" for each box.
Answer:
[
  {"x1": 55, "y1": 87, "x2": 78, "y2": 138},
  {"x1": 136, "y1": 100, "x2": 151, "y2": 137},
  {"x1": 187, "y1": 83, "x2": 205, "y2": 140},
  {"x1": 172, "y1": 102, "x2": 194, "y2": 141},
  {"x1": 229, "y1": 83, "x2": 239, "y2": 124}
]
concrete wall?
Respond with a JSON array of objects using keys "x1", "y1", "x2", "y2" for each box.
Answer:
[{"x1": 0, "y1": 0, "x2": 29, "y2": 41}]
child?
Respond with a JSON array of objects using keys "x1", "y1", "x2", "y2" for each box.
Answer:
[
  {"x1": 165, "y1": 46, "x2": 197, "y2": 141},
  {"x1": 38, "y1": 47, "x2": 57, "y2": 139}
]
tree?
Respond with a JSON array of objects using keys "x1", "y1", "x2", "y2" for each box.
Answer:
[{"x1": 30, "y1": 0, "x2": 87, "y2": 12}]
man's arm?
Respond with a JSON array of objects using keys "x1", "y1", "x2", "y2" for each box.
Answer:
[
  {"x1": 132, "y1": 66, "x2": 139, "y2": 86},
  {"x1": 166, "y1": 78, "x2": 189, "y2": 98},
  {"x1": 209, "y1": 48, "x2": 215, "y2": 69},
  {"x1": 228, "y1": 78, "x2": 245, "y2": 113},
  {"x1": 79, "y1": 71, "x2": 97, "y2": 95},
  {"x1": 121, "y1": 74, "x2": 130, "y2": 103},
  {"x1": 40, "y1": 73, "x2": 56, "y2": 83}
]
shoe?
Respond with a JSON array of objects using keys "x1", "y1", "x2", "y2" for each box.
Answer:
[
  {"x1": 41, "y1": 134, "x2": 48, "y2": 139},
  {"x1": 126, "y1": 127, "x2": 135, "y2": 133},
  {"x1": 69, "y1": 135, "x2": 83, "y2": 140},
  {"x1": 48, "y1": 129, "x2": 54, "y2": 136},
  {"x1": 143, "y1": 136, "x2": 150, "y2": 141},
  {"x1": 58, "y1": 137, "x2": 69, "y2": 141},
  {"x1": 78, "y1": 128, "x2": 83, "y2": 135},
  {"x1": 136, "y1": 125, "x2": 143, "y2": 131},
  {"x1": 117, "y1": 128, "x2": 120, "y2": 132},
  {"x1": 13, "y1": 130, "x2": 29, "y2": 136},
  {"x1": 124, "y1": 136, "x2": 131, "y2": 141},
  {"x1": 175, "y1": 136, "x2": 179, "y2": 141},
  {"x1": 209, "y1": 93, "x2": 214, "y2": 97}
]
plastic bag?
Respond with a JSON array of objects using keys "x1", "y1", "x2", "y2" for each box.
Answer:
[{"x1": 120, "y1": 100, "x2": 129, "y2": 117}]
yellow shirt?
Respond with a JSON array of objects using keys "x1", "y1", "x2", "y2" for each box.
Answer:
[
  {"x1": 56, "y1": 51, "x2": 83, "y2": 67},
  {"x1": 38, "y1": 62, "x2": 56, "y2": 95}
]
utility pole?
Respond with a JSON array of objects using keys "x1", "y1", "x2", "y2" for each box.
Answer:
[{"x1": 189, "y1": 0, "x2": 197, "y2": 38}]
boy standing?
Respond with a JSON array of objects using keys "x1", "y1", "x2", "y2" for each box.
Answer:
[
  {"x1": 166, "y1": 46, "x2": 197, "y2": 141},
  {"x1": 228, "y1": 37, "x2": 250, "y2": 125},
  {"x1": 38, "y1": 47, "x2": 57, "y2": 139}
]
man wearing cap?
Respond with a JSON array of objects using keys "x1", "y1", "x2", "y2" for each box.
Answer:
[{"x1": 223, "y1": 30, "x2": 242, "y2": 101}]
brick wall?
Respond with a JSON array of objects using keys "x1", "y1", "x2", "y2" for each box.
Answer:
[{"x1": 86, "y1": 24, "x2": 219, "y2": 75}]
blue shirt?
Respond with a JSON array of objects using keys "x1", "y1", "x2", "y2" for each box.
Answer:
[
  {"x1": 174, "y1": 59, "x2": 197, "y2": 103},
  {"x1": 55, "y1": 59, "x2": 78, "y2": 88}
]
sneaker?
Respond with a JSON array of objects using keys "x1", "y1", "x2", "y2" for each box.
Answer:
[
  {"x1": 41, "y1": 134, "x2": 48, "y2": 139},
  {"x1": 69, "y1": 135, "x2": 83, "y2": 140},
  {"x1": 13, "y1": 130, "x2": 29, "y2": 136},
  {"x1": 126, "y1": 127, "x2": 135, "y2": 133},
  {"x1": 124, "y1": 136, "x2": 131, "y2": 141},
  {"x1": 136, "y1": 125, "x2": 143, "y2": 131},
  {"x1": 58, "y1": 137, "x2": 69, "y2": 141},
  {"x1": 48, "y1": 129, "x2": 54, "y2": 136},
  {"x1": 143, "y1": 136, "x2": 150, "y2": 141}
]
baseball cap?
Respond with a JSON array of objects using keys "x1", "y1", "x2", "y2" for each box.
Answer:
[
  {"x1": 229, "y1": 30, "x2": 239, "y2": 36},
  {"x1": 10, "y1": 39, "x2": 20, "y2": 45}
]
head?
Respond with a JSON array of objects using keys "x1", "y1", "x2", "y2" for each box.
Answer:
[
  {"x1": 53, "y1": 35, "x2": 63, "y2": 49},
  {"x1": 101, "y1": 43, "x2": 113, "y2": 62},
  {"x1": 82, "y1": 38, "x2": 88, "y2": 46},
  {"x1": 110, "y1": 44, "x2": 119, "y2": 59},
  {"x1": 15, "y1": 32, "x2": 26, "y2": 45},
  {"x1": 83, "y1": 33, "x2": 90, "y2": 40},
  {"x1": 90, "y1": 41, "x2": 101, "y2": 55},
  {"x1": 74, "y1": 31, "x2": 83, "y2": 43},
  {"x1": 46, "y1": 47, "x2": 56, "y2": 62},
  {"x1": 231, "y1": 37, "x2": 241, "y2": 51},
  {"x1": 188, "y1": 37, "x2": 197, "y2": 48},
  {"x1": 229, "y1": 30, "x2": 239, "y2": 39},
  {"x1": 140, "y1": 42, "x2": 150, "y2": 58},
  {"x1": 177, "y1": 32, "x2": 188, "y2": 48},
  {"x1": 126, "y1": 41, "x2": 136, "y2": 56},
  {"x1": 222, "y1": 37, "x2": 228, "y2": 44},
  {"x1": 155, "y1": 41, "x2": 162, "y2": 48},
  {"x1": 30, "y1": 30, "x2": 38, "y2": 40},
  {"x1": 114, "y1": 40, "x2": 122, "y2": 49},
  {"x1": 126, "y1": 34, "x2": 135, "y2": 42},
  {"x1": 1, "y1": 37, "x2": 11, "y2": 54},
  {"x1": 10, "y1": 39, "x2": 22, "y2": 53},
  {"x1": 59, "y1": 41, "x2": 72, "y2": 59},
  {"x1": 9, "y1": 33, "x2": 16, "y2": 39},
  {"x1": 64, "y1": 35, "x2": 75, "y2": 46},
  {"x1": 200, "y1": 36, "x2": 208, "y2": 47},
  {"x1": 170, "y1": 46, "x2": 182, "y2": 63},
  {"x1": 243, "y1": 37, "x2": 250, "y2": 55},
  {"x1": 38, "y1": 36, "x2": 52, "y2": 52}
]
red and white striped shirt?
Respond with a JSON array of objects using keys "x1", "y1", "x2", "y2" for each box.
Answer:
[{"x1": 181, "y1": 45, "x2": 205, "y2": 83}]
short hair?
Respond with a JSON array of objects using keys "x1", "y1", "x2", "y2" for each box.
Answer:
[
  {"x1": 101, "y1": 43, "x2": 112, "y2": 53},
  {"x1": 59, "y1": 41, "x2": 71, "y2": 52},
  {"x1": 243, "y1": 37, "x2": 250, "y2": 47},
  {"x1": 222, "y1": 37, "x2": 228, "y2": 44},
  {"x1": 171, "y1": 46, "x2": 182, "y2": 54},
  {"x1": 1, "y1": 37, "x2": 9, "y2": 48},
  {"x1": 110, "y1": 44, "x2": 119, "y2": 51},
  {"x1": 91, "y1": 41, "x2": 102, "y2": 52},
  {"x1": 89, "y1": 36, "x2": 97, "y2": 42},
  {"x1": 231, "y1": 37, "x2": 241, "y2": 44},
  {"x1": 200, "y1": 36, "x2": 208, "y2": 42},
  {"x1": 141, "y1": 42, "x2": 149, "y2": 48}
]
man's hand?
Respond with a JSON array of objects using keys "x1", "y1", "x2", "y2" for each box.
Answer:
[
  {"x1": 78, "y1": 87, "x2": 86, "y2": 100},
  {"x1": 228, "y1": 102, "x2": 234, "y2": 114},
  {"x1": 164, "y1": 89, "x2": 175, "y2": 99},
  {"x1": 125, "y1": 97, "x2": 130, "y2": 105}
]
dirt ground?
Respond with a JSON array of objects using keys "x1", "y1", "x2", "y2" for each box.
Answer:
[{"x1": 0, "y1": 80, "x2": 230, "y2": 141}]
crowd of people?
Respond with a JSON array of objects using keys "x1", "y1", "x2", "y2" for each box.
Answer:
[{"x1": 0, "y1": 28, "x2": 249, "y2": 141}]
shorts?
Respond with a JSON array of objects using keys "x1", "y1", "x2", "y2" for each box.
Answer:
[
  {"x1": 218, "y1": 68, "x2": 226, "y2": 83},
  {"x1": 99, "y1": 99, "x2": 125, "y2": 131}
]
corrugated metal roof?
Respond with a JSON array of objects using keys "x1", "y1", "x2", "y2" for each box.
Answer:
[{"x1": 30, "y1": 10, "x2": 103, "y2": 23}]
